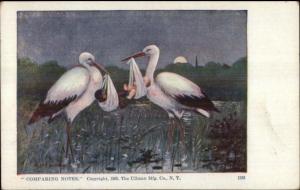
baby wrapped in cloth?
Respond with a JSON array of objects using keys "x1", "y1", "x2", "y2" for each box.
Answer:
[
  {"x1": 95, "y1": 74, "x2": 119, "y2": 112},
  {"x1": 94, "y1": 58, "x2": 147, "y2": 110},
  {"x1": 123, "y1": 58, "x2": 148, "y2": 99}
]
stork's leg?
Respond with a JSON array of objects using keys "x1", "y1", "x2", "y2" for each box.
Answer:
[
  {"x1": 167, "y1": 118, "x2": 172, "y2": 150},
  {"x1": 167, "y1": 118, "x2": 175, "y2": 150},
  {"x1": 65, "y1": 120, "x2": 74, "y2": 162},
  {"x1": 177, "y1": 119, "x2": 186, "y2": 152},
  {"x1": 177, "y1": 119, "x2": 185, "y2": 144}
]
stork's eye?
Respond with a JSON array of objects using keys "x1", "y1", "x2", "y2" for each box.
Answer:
[
  {"x1": 88, "y1": 58, "x2": 92, "y2": 61},
  {"x1": 146, "y1": 49, "x2": 151, "y2": 52}
]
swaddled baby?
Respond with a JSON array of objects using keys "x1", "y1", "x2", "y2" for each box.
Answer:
[
  {"x1": 123, "y1": 76, "x2": 150, "y2": 99},
  {"x1": 94, "y1": 77, "x2": 149, "y2": 109}
]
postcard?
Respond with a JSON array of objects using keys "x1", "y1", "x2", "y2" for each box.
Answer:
[{"x1": 1, "y1": 1, "x2": 299, "y2": 189}]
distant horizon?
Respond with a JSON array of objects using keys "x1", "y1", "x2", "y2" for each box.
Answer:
[{"x1": 18, "y1": 55, "x2": 246, "y2": 70}]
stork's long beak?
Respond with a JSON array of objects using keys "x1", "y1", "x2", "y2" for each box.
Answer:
[
  {"x1": 90, "y1": 61, "x2": 109, "y2": 74},
  {"x1": 121, "y1": 52, "x2": 145, "y2": 62}
]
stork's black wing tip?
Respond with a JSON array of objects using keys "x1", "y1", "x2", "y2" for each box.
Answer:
[{"x1": 176, "y1": 94, "x2": 220, "y2": 113}]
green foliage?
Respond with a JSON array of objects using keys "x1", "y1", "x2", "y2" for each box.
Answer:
[
  {"x1": 163, "y1": 62, "x2": 195, "y2": 74},
  {"x1": 17, "y1": 56, "x2": 247, "y2": 101},
  {"x1": 18, "y1": 58, "x2": 66, "y2": 100}
]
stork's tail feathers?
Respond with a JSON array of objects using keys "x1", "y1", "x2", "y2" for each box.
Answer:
[
  {"x1": 28, "y1": 96, "x2": 77, "y2": 125},
  {"x1": 196, "y1": 107, "x2": 220, "y2": 118},
  {"x1": 196, "y1": 103, "x2": 220, "y2": 118},
  {"x1": 197, "y1": 109, "x2": 210, "y2": 118}
]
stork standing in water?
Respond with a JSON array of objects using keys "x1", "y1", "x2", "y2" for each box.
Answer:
[
  {"x1": 28, "y1": 52, "x2": 108, "y2": 160},
  {"x1": 122, "y1": 45, "x2": 219, "y2": 145}
]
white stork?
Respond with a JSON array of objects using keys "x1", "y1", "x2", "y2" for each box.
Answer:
[
  {"x1": 28, "y1": 52, "x2": 108, "y2": 159},
  {"x1": 122, "y1": 45, "x2": 219, "y2": 145}
]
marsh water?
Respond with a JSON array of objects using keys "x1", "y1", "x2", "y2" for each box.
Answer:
[{"x1": 18, "y1": 99, "x2": 246, "y2": 173}]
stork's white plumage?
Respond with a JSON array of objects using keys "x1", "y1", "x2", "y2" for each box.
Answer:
[
  {"x1": 29, "y1": 52, "x2": 108, "y2": 159},
  {"x1": 45, "y1": 67, "x2": 90, "y2": 104},
  {"x1": 122, "y1": 45, "x2": 219, "y2": 144}
]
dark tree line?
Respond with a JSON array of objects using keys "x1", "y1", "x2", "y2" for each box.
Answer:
[{"x1": 18, "y1": 57, "x2": 247, "y2": 101}]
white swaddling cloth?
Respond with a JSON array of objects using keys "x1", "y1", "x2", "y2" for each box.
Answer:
[
  {"x1": 98, "y1": 74, "x2": 119, "y2": 112},
  {"x1": 127, "y1": 58, "x2": 147, "y2": 99}
]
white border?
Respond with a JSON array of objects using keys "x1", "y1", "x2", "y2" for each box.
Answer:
[{"x1": 1, "y1": 1, "x2": 299, "y2": 189}]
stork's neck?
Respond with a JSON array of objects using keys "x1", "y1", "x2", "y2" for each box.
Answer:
[
  {"x1": 81, "y1": 62, "x2": 94, "y2": 72},
  {"x1": 146, "y1": 53, "x2": 159, "y2": 82}
]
